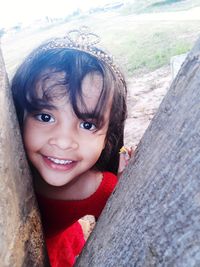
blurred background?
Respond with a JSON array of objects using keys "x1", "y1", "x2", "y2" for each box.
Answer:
[{"x1": 1, "y1": 0, "x2": 200, "y2": 78}]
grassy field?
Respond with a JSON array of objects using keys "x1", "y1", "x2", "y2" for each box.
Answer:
[
  {"x1": 121, "y1": 0, "x2": 200, "y2": 14},
  {"x1": 1, "y1": 1, "x2": 200, "y2": 79}
]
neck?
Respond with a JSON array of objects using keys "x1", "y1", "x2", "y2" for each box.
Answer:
[{"x1": 33, "y1": 168, "x2": 103, "y2": 201}]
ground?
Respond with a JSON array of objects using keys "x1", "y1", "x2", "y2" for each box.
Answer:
[{"x1": 125, "y1": 64, "x2": 172, "y2": 149}]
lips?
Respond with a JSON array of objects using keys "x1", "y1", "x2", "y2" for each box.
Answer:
[{"x1": 42, "y1": 155, "x2": 77, "y2": 171}]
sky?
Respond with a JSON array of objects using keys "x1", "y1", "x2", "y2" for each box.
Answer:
[{"x1": 0, "y1": 0, "x2": 110, "y2": 28}]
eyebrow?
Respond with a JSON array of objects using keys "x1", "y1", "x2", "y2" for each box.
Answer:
[
  {"x1": 33, "y1": 104, "x2": 56, "y2": 111},
  {"x1": 79, "y1": 111, "x2": 106, "y2": 126},
  {"x1": 78, "y1": 110, "x2": 107, "y2": 119},
  {"x1": 77, "y1": 114, "x2": 100, "y2": 124}
]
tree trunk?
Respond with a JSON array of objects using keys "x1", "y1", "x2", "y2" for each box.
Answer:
[
  {"x1": 76, "y1": 38, "x2": 200, "y2": 267},
  {"x1": 0, "y1": 47, "x2": 49, "y2": 266}
]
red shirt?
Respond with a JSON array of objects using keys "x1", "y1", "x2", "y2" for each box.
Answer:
[{"x1": 37, "y1": 172, "x2": 117, "y2": 267}]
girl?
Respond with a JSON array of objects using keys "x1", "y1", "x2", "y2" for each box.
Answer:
[{"x1": 11, "y1": 27, "x2": 127, "y2": 267}]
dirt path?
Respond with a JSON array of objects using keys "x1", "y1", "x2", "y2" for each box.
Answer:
[{"x1": 125, "y1": 65, "x2": 172, "y2": 149}]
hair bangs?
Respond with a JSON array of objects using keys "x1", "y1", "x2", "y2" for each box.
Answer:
[
  {"x1": 69, "y1": 63, "x2": 114, "y2": 130},
  {"x1": 25, "y1": 69, "x2": 69, "y2": 113}
]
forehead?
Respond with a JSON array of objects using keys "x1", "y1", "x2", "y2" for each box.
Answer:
[{"x1": 80, "y1": 72, "x2": 104, "y2": 109}]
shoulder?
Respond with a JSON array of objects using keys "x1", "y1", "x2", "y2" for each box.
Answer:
[
  {"x1": 86, "y1": 171, "x2": 117, "y2": 218},
  {"x1": 96, "y1": 171, "x2": 118, "y2": 196},
  {"x1": 79, "y1": 170, "x2": 117, "y2": 199},
  {"x1": 103, "y1": 171, "x2": 118, "y2": 183}
]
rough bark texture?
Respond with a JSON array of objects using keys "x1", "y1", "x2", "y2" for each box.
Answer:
[
  {"x1": 0, "y1": 47, "x2": 49, "y2": 266},
  {"x1": 76, "y1": 38, "x2": 200, "y2": 267}
]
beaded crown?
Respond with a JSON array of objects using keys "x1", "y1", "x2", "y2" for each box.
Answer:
[{"x1": 30, "y1": 26, "x2": 125, "y2": 84}]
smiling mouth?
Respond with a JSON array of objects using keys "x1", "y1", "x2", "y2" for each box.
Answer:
[{"x1": 47, "y1": 156, "x2": 73, "y2": 165}]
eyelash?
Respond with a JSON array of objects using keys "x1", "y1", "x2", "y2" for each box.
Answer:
[
  {"x1": 80, "y1": 121, "x2": 97, "y2": 131},
  {"x1": 34, "y1": 113, "x2": 55, "y2": 123},
  {"x1": 34, "y1": 113, "x2": 97, "y2": 131}
]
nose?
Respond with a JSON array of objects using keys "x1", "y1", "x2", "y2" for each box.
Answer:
[{"x1": 48, "y1": 124, "x2": 79, "y2": 150}]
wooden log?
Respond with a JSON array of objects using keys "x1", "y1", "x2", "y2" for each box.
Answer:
[
  {"x1": 0, "y1": 47, "x2": 49, "y2": 266},
  {"x1": 76, "y1": 38, "x2": 200, "y2": 266}
]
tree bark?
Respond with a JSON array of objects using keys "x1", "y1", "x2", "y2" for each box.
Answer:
[
  {"x1": 76, "y1": 38, "x2": 200, "y2": 267},
  {"x1": 0, "y1": 48, "x2": 49, "y2": 266}
]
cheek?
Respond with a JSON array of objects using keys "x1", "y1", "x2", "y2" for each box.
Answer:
[
  {"x1": 23, "y1": 120, "x2": 39, "y2": 152},
  {"x1": 23, "y1": 125, "x2": 34, "y2": 152},
  {"x1": 86, "y1": 136, "x2": 106, "y2": 160}
]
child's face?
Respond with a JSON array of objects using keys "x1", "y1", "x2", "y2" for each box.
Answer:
[{"x1": 23, "y1": 72, "x2": 112, "y2": 187}]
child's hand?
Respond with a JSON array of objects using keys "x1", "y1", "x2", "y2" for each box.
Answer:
[
  {"x1": 79, "y1": 215, "x2": 96, "y2": 241},
  {"x1": 118, "y1": 146, "x2": 133, "y2": 177}
]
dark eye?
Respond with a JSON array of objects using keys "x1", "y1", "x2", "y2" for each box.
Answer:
[
  {"x1": 80, "y1": 121, "x2": 96, "y2": 131},
  {"x1": 35, "y1": 113, "x2": 55, "y2": 123}
]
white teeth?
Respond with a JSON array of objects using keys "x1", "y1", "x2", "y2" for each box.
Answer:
[{"x1": 47, "y1": 157, "x2": 72, "y2": 165}]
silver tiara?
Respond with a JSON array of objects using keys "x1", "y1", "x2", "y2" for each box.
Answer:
[{"x1": 31, "y1": 26, "x2": 125, "y2": 84}]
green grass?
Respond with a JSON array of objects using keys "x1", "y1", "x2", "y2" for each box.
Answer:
[
  {"x1": 125, "y1": 40, "x2": 191, "y2": 74},
  {"x1": 117, "y1": 25, "x2": 194, "y2": 74},
  {"x1": 94, "y1": 20, "x2": 200, "y2": 76},
  {"x1": 120, "y1": 0, "x2": 200, "y2": 15}
]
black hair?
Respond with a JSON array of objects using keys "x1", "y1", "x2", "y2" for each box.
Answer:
[{"x1": 11, "y1": 46, "x2": 127, "y2": 175}]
